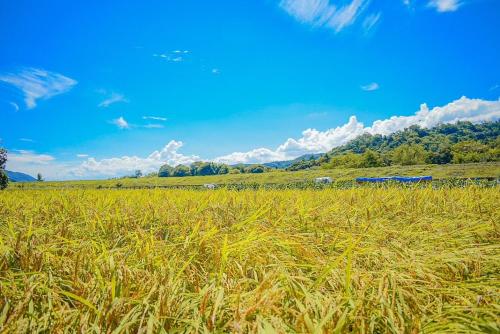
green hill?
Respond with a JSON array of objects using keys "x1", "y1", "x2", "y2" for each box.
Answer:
[{"x1": 287, "y1": 121, "x2": 499, "y2": 170}]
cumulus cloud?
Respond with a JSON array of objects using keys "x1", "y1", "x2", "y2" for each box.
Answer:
[
  {"x1": 72, "y1": 140, "x2": 200, "y2": 178},
  {"x1": 0, "y1": 67, "x2": 77, "y2": 109},
  {"x1": 280, "y1": 0, "x2": 371, "y2": 32},
  {"x1": 214, "y1": 96, "x2": 500, "y2": 164},
  {"x1": 361, "y1": 82, "x2": 379, "y2": 91},
  {"x1": 98, "y1": 92, "x2": 128, "y2": 107},
  {"x1": 366, "y1": 96, "x2": 500, "y2": 135},
  {"x1": 214, "y1": 115, "x2": 365, "y2": 164},
  {"x1": 112, "y1": 116, "x2": 130, "y2": 129},
  {"x1": 428, "y1": 0, "x2": 461, "y2": 12}
]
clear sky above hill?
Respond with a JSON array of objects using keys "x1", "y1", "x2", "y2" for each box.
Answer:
[{"x1": 1, "y1": 0, "x2": 499, "y2": 180}]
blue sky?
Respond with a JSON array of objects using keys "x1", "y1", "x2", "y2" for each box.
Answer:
[{"x1": 1, "y1": 0, "x2": 499, "y2": 179}]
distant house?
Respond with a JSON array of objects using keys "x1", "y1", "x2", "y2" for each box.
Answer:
[
  {"x1": 315, "y1": 177, "x2": 332, "y2": 184},
  {"x1": 204, "y1": 183, "x2": 217, "y2": 189}
]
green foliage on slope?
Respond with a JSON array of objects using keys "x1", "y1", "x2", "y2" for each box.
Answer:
[{"x1": 287, "y1": 121, "x2": 500, "y2": 171}]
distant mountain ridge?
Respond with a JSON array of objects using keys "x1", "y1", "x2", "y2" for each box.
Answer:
[
  {"x1": 263, "y1": 153, "x2": 324, "y2": 169},
  {"x1": 6, "y1": 170, "x2": 36, "y2": 182},
  {"x1": 229, "y1": 153, "x2": 324, "y2": 169}
]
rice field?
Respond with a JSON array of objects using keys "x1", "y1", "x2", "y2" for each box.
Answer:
[
  {"x1": 9, "y1": 161, "x2": 500, "y2": 190},
  {"x1": 0, "y1": 187, "x2": 499, "y2": 333}
]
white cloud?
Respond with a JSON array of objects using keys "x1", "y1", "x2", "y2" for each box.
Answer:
[
  {"x1": 76, "y1": 154, "x2": 89, "y2": 158},
  {"x1": 489, "y1": 84, "x2": 499, "y2": 91},
  {"x1": 9, "y1": 102, "x2": 19, "y2": 112},
  {"x1": 306, "y1": 111, "x2": 329, "y2": 119},
  {"x1": 153, "y1": 50, "x2": 190, "y2": 62},
  {"x1": 5, "y1": 150, "x2": 69, "y2": 181},
  {"x1": 72, "y1": 140, "x2": 200, "y2": 178},
  {"x1": 19, "y1": 138, "x2": 35, "y2": 142},
  {"x1": 98, "y1": 92, "x2": 128, "y2": 107},
  {"x1": 428, "y1": 0, "x2": 461, "y2": 12},
  {"x1": 280, "y1": 0, "x2": 371, "y2": 33},
  {"x1": 362, "y1": 12, "x2": 381, "y2": 34},
  {"x1": 0, "y1": 68, "x2": 77, "y2": 109},
  {"x1": 361, "y1": 82, "x2": 379, "y2": 91},
  {"x1": 212, "y1": 68, "x2": 220, "y2": 75},
  {"x1": 214, "y1": 96, "x2": 500, "y2": 164},
  {"x1": 366, "y1": 96, "x2": 500, "y2": 135},
  {"x1": 112, "y1": 116, "x2": 130, "y2": 129},
  {"x1": 143, "y1": 124, "x2": 164, "y2": 129},
  {"x1": 7, "y1": 150, "x2": 55, "y2": 165},
  {"x1": 142, "y1": 116, "x2": 167, "y2": 121},
  {"x1": 214, "y1": 115, "x2": 364, "y2": 164}
]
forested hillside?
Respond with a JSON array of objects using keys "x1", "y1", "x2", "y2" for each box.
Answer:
[{"x1": 287, "y1": 121, "x2": 500, "y2": 170}]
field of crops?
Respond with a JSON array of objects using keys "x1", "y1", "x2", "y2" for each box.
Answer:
[
  {"x1": 10, "y1": 162, "x2": 500, "y2": 189},
  {"x1": 1, "y1": 187, "x2": 499, "y2": 333}
]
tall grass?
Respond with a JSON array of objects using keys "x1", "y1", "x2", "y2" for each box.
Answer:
[{"x1": 0, "y1": 187, "x2": 498, "y2": 333}]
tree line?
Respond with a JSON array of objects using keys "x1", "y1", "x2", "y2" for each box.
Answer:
[{"x1": 158, "y1": 161, "x2": 270, "y2": 178}]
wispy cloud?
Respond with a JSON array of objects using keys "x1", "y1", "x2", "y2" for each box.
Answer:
[
  {"x1": 8, "y1": 150, "x2": 55, "y2": 164},
  {"x1": 19, "y1": 138, "x2": 35, "y2": 143},
  {"x1": 98, "y1": 92, "x2": 129, "y2": 108},
  {"x1": 489, "y1": 84, "x2": 499, "y2": 91},
  {"x1": 142, "y1": 116, "x2": 167, "y2": 121},
  {"x1": 9, "y1": 102, "x2": 19, "y2": 112},
  {"x1": 279, "y1": 0, "x2": 371, "y2": 33},
  {"x1": 76, "y1": 154, "x2": 89, "y2": 158},
  {"x1": 153, "y1": 50, "x2": 190, "y2": 63},
  {"x1": 111, "y1": 116, "x2": 130, "y2": 129},
  {"x1": 427, "y1": 0, "x2": 462, "y2": 12},
  {"x1": 0, "y1": 67, "x2": 77, "y2": 109},
  {"x1": 211, "y1": 68, "x2": 221, "y2": 75},
  {"x1": 361, "y1": 82, "x2": 379, "y2": 91},
  {"x1": 306, "y1": 111, "x2": 329, "y2": 119},
  {"x1": 143, "y1": 124, "x2": 164, "y2": 129},
  {"x1": 362, "y1": 12, "x2": 381, "y2": 34}
]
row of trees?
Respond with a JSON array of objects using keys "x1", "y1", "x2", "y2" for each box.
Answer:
[{"x1": 158, "y1": 162, "x2": 269, "y2": 177}]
